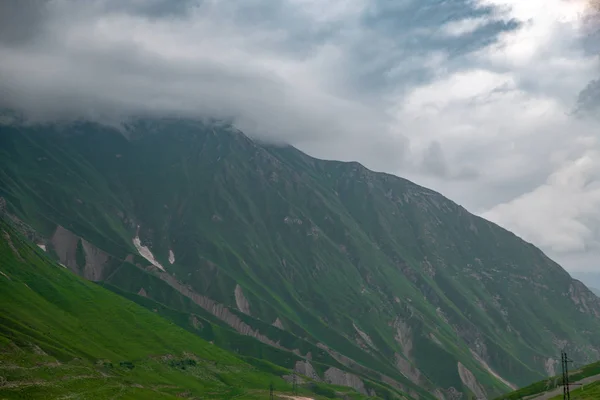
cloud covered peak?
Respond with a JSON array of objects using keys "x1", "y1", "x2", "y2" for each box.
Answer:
[{"x1": 2, "y1": 0, "x2": 600, "y2": 273}]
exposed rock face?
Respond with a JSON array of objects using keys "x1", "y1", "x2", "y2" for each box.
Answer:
[
  {"x1": 51, "y1": 226, "x2": 110, "y2": 281},
  {"x1": 3, "y1": 231, "x2": 22, "y2": 261},
  {"x1": 51, "y1": 225, "x2": 79, "y2": 269},
  {"x1": 80, "y1": 239, "x2": 109, "y2": 281},
  {"x1": 168, "y1": 249, "x2": 175, "y2": 264},
  {"x1": 353, "y1": 322, "x2": 376, "y2": 350},
  {"x1": 392, "y1": 318, "x2": 413, "y2": 357},
  {"x1": 395, "y1": 353, "x2": 422, "y2": 384},
  {"x1": 138, "y1": 287, "x2": 148, "y2": 297},
  {"x1": 294, "y1": 360, "x2": 320, "y2": 381},
  {"x1": 324, "y1": 367, "x2": 367, "y2": 395},
  {"x1": 156, "y1": 271, "x2": 280, "y2": 348},
  {"x1": 457, "y1": 362, "x2": 487, "y2": 399},
  {"x1": 469, "y1": 349, "x2": 516, "y2": 390},
  {"x1": 272, "y1": 317, "x2": 284, "y2": 329},
  {"x1": 390, "y1": 317, "x2": 423, "y2": 385},
  {"x1": 189, "y1": 314, "x2": 203, "y2": 330},
  {"x1": 234, "y1": 284, "x2": 251, "y2": 315},
  {"x1": 569, "y1": 280, "x2": 600, "y2": 317},
  {"x1": 545, "y1": 357, "x2": 557, "y2": 376}
]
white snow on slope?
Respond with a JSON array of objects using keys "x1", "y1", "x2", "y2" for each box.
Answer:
[
  {"x1": 169, "y1": 249, "x2": 175, "y2": 264},
  {"x1": 133, "y1": 236, "x2": 165, "y2": 271},
  {"x1": 37, "y1": 244, "x2": 46, "y2": 252}
]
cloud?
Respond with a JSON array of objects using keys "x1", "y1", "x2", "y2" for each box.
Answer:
[{"x1": 2, "y1": 0, "x2": 600, "y2": 273}]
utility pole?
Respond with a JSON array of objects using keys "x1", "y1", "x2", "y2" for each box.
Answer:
[
  {"x1": 561, "y1": 350, "x2": 571, "y2": 400},
  {"x1": 559, "y1": 350, "x2": 581, "y2": 400},
  {"x1": 293, "y1": 371, "x2": 298, "y2": 395}
]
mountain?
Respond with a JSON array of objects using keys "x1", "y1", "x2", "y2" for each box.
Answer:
[
  {"x1": 2, "y1": 117, "x2": 600, "y2": 399},
  {"x1": 1, "y1": 217, "x2": 356, "y2": 399},
  {"x1": 590, "y1": 287, "x2": 600, "y2": 297}
]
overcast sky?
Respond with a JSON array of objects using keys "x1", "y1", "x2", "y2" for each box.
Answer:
[{"x1": 2, "y1": 0, "x2": 600, "y2": 277}]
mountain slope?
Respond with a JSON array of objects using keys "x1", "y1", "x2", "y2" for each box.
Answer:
[
  {"x1": 497, "y1": 358, "x2": 600, "y2": 399},
  {"x1": 2, "y1": 118, "x2": 600, "y2": 399},
  {"x1": 0, "y1": 217, "x2": 375, "y2": 399}
]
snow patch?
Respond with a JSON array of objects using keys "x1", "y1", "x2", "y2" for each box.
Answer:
[
  {"x1": 168, "y1": 249, "x2": 175, "y2": 264},
  {"x1": 133, "y1": 236, "x2": 165, "y2": 271},
  {"x1": 37, "y1": 244, "x2": 46, "y2": 252}
]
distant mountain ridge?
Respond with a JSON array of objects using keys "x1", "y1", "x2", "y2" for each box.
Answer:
[{"x1": 2, "y1": 117, "x2": 600, "y2": 399}]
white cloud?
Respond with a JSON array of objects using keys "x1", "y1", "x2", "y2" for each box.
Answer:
[
  {"x1": 483, "y1": 149, "x2": 600, "y2": 254},
  {"x1": 2, "y1": 0, "x2": 600, "y2": 274},
  {"x1": 440, "y1": 17, "x2": 490, "y2": 37}
]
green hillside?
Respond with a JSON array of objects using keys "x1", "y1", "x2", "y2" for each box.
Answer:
[
  {"x1": 496, "y1": 358, "x2": 600, "y2": 400},
  {"x1": 0, "y1": 218, "x2": 370, "y2": 399},
  {"x1": 2, "y1": 117, "x2": 600, "y2": 399}
]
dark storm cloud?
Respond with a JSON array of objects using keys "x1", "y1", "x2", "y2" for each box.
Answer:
[
  {"x1": 0, "y1": 0, "x2": 520, "y2": 169},
  {"x1": 0, "y1": 0, "x2": 48, "y2": 45}
]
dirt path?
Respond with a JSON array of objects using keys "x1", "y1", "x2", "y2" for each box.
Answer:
[
  {"x1": 277, "y1": 396, "x2": 315, "y2": 400},
  {"x1": 525, "y1": 374, "x2": 600, "y2": 400}
]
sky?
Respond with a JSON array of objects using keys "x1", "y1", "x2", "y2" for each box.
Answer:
[{"x1": 1, "y1": 0, "x2": 600, "y2": 280}]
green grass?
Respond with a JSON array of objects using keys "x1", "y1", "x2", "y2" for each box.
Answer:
[
  {"x1": 0, "y1": 219, "x2": 372, "y2": 399},
  {"x1": 496, "y1": 360, "x2": 600, "y2": 400}
]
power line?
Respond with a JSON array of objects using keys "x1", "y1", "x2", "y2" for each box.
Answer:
[{"x1": 560, "y1": 350, "x2": 582, "y2": 400}]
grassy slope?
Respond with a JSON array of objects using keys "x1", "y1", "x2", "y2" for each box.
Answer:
[
  {"x1": 0, "y1": 218, "x2": 371, "y2": 400},
  {"x1": 3, "y1": 119, "x2": 600, "y2": 399},
  {"x1": 496, "y1": 360, "x2": 600, "y2": 400}
]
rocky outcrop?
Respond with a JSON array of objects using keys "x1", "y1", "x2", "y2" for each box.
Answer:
[
  {"x1": 272, "y1": 317, "x2": 284, "y2": 330},
  {"x1": 457, "y1": 362, "x2": 486, "y2": 399},
  {"x1": 51, "y1": 225, "x2": 80, "y2": 269},
  {"x1": 234, "y1": 284, "x2": 251, "y2": 315},
  {"x1": 294, "y1": 360, "x2": 320, "y2": 381},
  {"x1": 392, "y1": 318, "x2": 413, "y2": 357},
  {"x1": 324, "y1": 367, "x2": 367, "y2": 395},
  {"x1": 3, "y1": 231, "x2": 22, "y2": 262},
  {"x1": 189, "y1": 314, "x2": 203, "y2": 330},
  {"x1": 138, "y1": 287, "x2": 148, "y2": 297},
  {"x1": 51, "y1": 225, "x2": 110, "y2": 281},
  {"x1": 395, "y1": 353, "x2": 422, "y2": 384},
  {"x1": 569, "y1": 280, "x2": 600, "y2": 317},
  {"x1": 469, "y1": 349, "x2": 516, "y2": 390},
  {"x1": 544, "y1": 357, "x2": 557, "y2": 376},
  {"x1": 353, "y1": 322, "x2": 376, "y2": 350},
  {"x1": 80, "y1": 239, "x2": 110, "y2": 281},
  {"x1": 155, "y1": 271, "x2": 280, "y2": 349}
]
